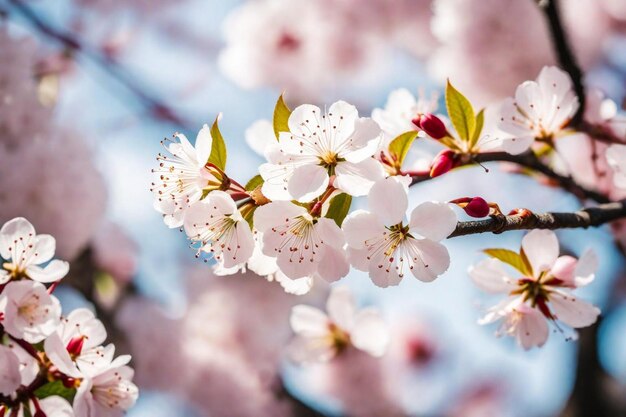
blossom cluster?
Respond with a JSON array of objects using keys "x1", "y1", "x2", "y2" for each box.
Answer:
[
  {"x1": 152, "y1": 64, "x2": 623, "y2": 351},
  {"x1": 0, "y1": 217, "x2": 138, "y2": 417},
  {"x1": 218, "y1": 0, "x2": 626, "y2": 103}
]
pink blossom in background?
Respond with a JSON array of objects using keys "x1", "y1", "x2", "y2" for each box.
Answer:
[
  {"x1": 309, "y1": 347, "x2": 404, "y2": 417},
  {"x1": 428, "y1": 0, "x2": 615, "y2": 107},
  {"x1": 118, "y1": 269, "x2": 303, "y2": 417},
  {"x1": 219, "y1": 0, "x2": 385, "y2": 102},
  {"x1": 91, "y1": 221, "x2": 139, "y2": 284},
  {"x1": 0, "y1": 129, "x2": 107, "y2": 260},
  {"x1": 0, "y1": 30, "x2": 52, "y2": 146},
  {"x1": 0, "y1": 31, "x2": 107, "y2": 261}
]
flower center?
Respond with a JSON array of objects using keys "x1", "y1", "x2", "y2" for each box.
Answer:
[
  {"x1": 319, "y1": 151, "x2": 339, "y2": 167},
  {"x1": 328, "y1": 322, "x2": 350, "y2": 352}
]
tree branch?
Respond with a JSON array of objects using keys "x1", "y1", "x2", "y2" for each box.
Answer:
[
  {"x1": 538, "y1": 0, "x2": 586, "y2": 125},
  {"x1": 410, "y1": 151, "x2": 611, "y2": 203},
  {"x1": 448, "y1": 200, "x2": 626, "y2": 238}
]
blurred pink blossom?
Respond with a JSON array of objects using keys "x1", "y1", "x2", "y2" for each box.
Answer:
[
  {"x1": 91, "y1": 222, "x2": 139, "y2": 284},
  {"x1": 117, "y1": 269, "x2": 300, "y2": 417}
]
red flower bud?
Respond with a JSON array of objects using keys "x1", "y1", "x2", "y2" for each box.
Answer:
[
  {"x1": 463, "y1": 197, "x2": 490, "y2": 218},
  {"x1": 413, "y1": 114, "x2": 448, "y2": 139},
  {"x1": 430, "y1": 150, "x2": 455, "y2": 177},
  {"x1": 66, "y1": 336, "x2": 85, "y2": 357}
]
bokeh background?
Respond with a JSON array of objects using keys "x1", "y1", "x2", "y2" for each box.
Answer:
[{"x1": 2, "y1": 0, "x2": 626, "y2": 416}]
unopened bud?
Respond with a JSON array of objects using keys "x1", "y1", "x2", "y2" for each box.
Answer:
[
  {"x1": 412, "y1": 113, "x2": 448, "y2": 139},
  {"x1": 430, "y1": 150, "x2": 456, "y2": 177},
  {"x1": 66, "y1": 336, "x2": 85, "y2": 357},
  {"x1": 450, "y1": 196, "x2": 491, "y2": 218},
  {"x1": 464, "y1": 197, "x2": 490, "y2": 218}
]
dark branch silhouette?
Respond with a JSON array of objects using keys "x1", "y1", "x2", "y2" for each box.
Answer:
[{"x1": 410, "y1": 151, "x2": 611, "y2": 203}]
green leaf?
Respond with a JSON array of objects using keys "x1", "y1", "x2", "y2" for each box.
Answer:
[
  {"x1": 35, "y1": 381, "x2": 76, "y2": 402},
  {"x1": 470, "y1": 108, "x2": 485, "y2": 147},
  {"x1": 325, "y1": 193, "x2": 352, "y2": 227},
  {"x1": 483, "y1": 248, "x2": 531, "y2": 275},
  {"x1": 245, "y1": 174, "x2": 264, "y2": 191},
  {"x1": 273, "y1": 94, "x2": 292, "y2": 140},
  {"x1": 445, "y1": 80, "x2": 475, "y2": 142},
  {"x1": 388, "y1": 131, "x2": 418, "y2": 167},
  {"x1": 209, "y1": 116, "x2": 227, "y2": 170},
  {"x1": 520, "y1": 247, "x2": 534, "y2": 276}
]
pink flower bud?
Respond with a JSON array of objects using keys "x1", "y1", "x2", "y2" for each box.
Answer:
[
  {"x1": 463, "y1": 197, "x2": 490, "y2": 218},
  {"x1": 430, "y1": 150, "x2": 455, "y2": 177},
  {"x1": 413, "y1": 114, "x2": 448, "y2": 139},
  {"x1": 66, "y1": 336, "x2": 85, "y2": 357}
]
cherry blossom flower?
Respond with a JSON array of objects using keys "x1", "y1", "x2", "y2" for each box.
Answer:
[
  {"x1": 343, "y1": 176, "x2": 457, "y2": 287},
  {"x1": 259, "y1": 101, "x2": 384, "y2": 201},
  {"x1": 606, "y1": 144, "x2": 626, "y2": 189},
  {"x1": 0, "y1": 217, "x2": 69, "y2": 284},
  {"x1": 183, "y1": 191, "x2": 255, "y2": 269},
  {"x1": 73, "y1": 362, "x2": 138, "y2": 417},
  {"x1": 0, "y1": 345, "x2": 21, "y2": 396},
  {"x1": 469, "y1": 229, "x2": 600, "y2": 349},
  {"x1": 371, "y1": 88, "x2": 438, "y2": 142},
  {"x1": 498, "y1": 66, "x2": 579, "y2": 154},
  {"x1": 151, "y1": 124, "x2": 221, "y2": 228},
  {"x1": 0, "y1": 280, "x2": 61, "y2": 343},
  {"x1": 44, "y1": 308, "x2": 111, "y2": 378},
  {"x1": 287, "y1": 286, "x2": 389, "y2": 363},
  {"x1": 254, "y1": 201, "x2": 349, "y2": 281}
]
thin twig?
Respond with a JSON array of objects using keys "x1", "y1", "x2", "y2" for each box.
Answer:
[
  {"x1": 410, "y1": 151, "x2": 611, "y2": 203},
  {"x1": 448, "y1": 200, "x2": 626, "y2": 238}
]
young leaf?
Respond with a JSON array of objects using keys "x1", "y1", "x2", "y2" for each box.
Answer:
[
  {"x1": 483, "y1": 248, "x2": 531, "y2": 275},
  {"x1": 35, "y1": 381, "x2": 76, "y2": 402},
  {"x1": 325, "y1": 193, "x2": 352, "y2": 227},
  {"x1": 273, "y1": 93, "x2": 292, "y2": 140},
  {"x1": 445, "y1": 80, "x2": 475, "y2": 142},
  {"x1": 519, "y1": 247, "x2": 534, "y2": 276},
  {"x1": 388, "y1": 131, "x2": 418, "y2": 167},
  {"x1": 245, "y1": 174, "x2": 264, "y2": 191},
  {"x1": 209, "y1": 116, "x2": 227, "y2": 170},
  {"x1": 470, "y1": 108, "x2": 485, "y2": 147}
]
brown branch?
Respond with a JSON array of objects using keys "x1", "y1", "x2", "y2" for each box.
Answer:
[
  {"x1": 410, "y1": 151, "x2": 611, "y2": 204},
  {"x1": 448, "y1": 200, "x2": 626, "y2": 238}
]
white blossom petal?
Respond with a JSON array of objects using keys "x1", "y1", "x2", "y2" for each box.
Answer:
[
  {"x1": 469, "y1": 258, "x2": 517, "y2": 293},
  {"x1": 351, "y1": 308, "x2": 389, "y2": 357},
  {"x1": 368, "y1": 177, "x2": 408, "y2": 226},
  {"x1": 409, "y1": 201, "x2": 457, "y2": 241},
  {"x1": 550, "y1": 291, "x2": 600, "y2": 328},
  {"x1": 521, "y1": 229, "x2": 559, "y2": 276}
]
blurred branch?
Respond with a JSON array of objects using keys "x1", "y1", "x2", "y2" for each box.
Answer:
[
  {"x1": 448, "y1": 200, "x2": 626, "y2": 238},
  {"x1": 410, "y1": 151, "x2": 611, "y2": 203},
  {"x1": 537, "y1": 0, "x2": 586, "y2": 126},
  {"x1": 559, "y1": 317, "x2": 626, "y2": 417},
  {"x1": 7, "y1": 0, "x2": 193, "y2": 129}
]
